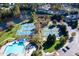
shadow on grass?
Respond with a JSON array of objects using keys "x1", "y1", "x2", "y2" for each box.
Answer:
[
  {"x1": 43, "y1": 34, "x2": 56, "y2": 50},
  {"x1": 43, "y1": 41, "x2": 54, "y2": 50},
  {"x1": 54, "y1": 41, "x2": 65, "y2": 50}
]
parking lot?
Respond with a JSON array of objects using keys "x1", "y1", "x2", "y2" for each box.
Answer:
[{"x1": 57, "y1": 29, "x2": 79, "y2": 56}]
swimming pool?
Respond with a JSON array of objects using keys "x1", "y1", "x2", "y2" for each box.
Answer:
[{"x1": 4, "y1": 42, "x2": 25, "y2": 56}]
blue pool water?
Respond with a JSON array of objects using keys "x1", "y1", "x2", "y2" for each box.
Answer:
[{"x1": 4, "y1": 42, "x2": 25, "y2": 56}]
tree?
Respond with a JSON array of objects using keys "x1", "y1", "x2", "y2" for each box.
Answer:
[
  {"x1": 52, "y1": 19, "x2": 57, "y2": 26},
  {"x1": 13, "y1": 4, "x2": 21, "y2": 18},
  {"x1": 6, "y1": 21, "x2": 15, "y2": 31},
  {"x1": 60, "y1": 35, "x2": 67, "y2": 45},
  {"x1": 59, "y1": 36, "x2": 65, "y2": 42},
  {"x1": 55, "y1": 36, "x2": 66, "y2": 50},
  {"x1": 31, "y1": 50, "x2": 43, "y2": 56},
  {"x1": 31, "y1": 51, "x2": 38, "y2": 56},
  {"x1": 43, "y1": 34, "x2": 56, "y2": 50},
  {"x1": 43, "y1": 15, "x2": 50, "y2": 27},
  {"x1": 31, "y1": 4, "x2": 39, "y2": 11},
  {"x1": 0, "y1": 7, "x2": 13, "y2": 22},
  {"x1": 30, "y1": 12, "x2": 44, "y2": 56},
  {"x1": 47, "y1": 34, "x2": 56, "y2": 44},
  {"x1": 51, "y1": 4, "x2": 62, "y2": 11},
  {"x1": 71, "y1": 20, "x2": 78, "y2": 29},
  {"x1": 51, "y1": 15, "x2": 62, "y2": 22},
  {"x1": 2, "y1": 3, "x2": 9, "y2": 8},
  {"x1": 31, "y1": 12, "x2": 38, "y2": 23},
  {"x1": 20, "y1": 4, "x2": 28, "y2": 10},
  {"x1": 30, "y1": 32, "x2": 43, "y2": 56},
  {"x1": 61, "y1": 15, "x2": 65, "y2": 21},
  {"x1": 60, "y1": 24, "x2": 68, "y2": 37}
]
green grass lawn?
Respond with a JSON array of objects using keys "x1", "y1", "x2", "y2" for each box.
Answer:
[
  {"x1": 0, "y1": 20, "x2": 30, "y2": 46},
  {"x1": 44, "y1": 40, "x2": 60, "y2": 53},
  {"x1": 0, "y1": 24, "x2": 20, "y2": 46}
]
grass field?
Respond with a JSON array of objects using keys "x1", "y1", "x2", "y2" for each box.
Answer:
[
  {"x1": 0, "y1": 20, "x2": 29, "y2": 46},
  {"x1": 0, "y1": 25, "x2": 20, "y2": 46}
]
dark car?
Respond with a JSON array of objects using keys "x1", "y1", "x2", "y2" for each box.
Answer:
[
  {"x1": 65, "y1": 46, "x2": 70, "y2": 50},
  {"x1": 62, "y1": 48, "x2": 67, "y2": 52}
]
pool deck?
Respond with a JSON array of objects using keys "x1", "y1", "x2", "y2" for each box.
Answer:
[{"x1": 0, "y1": 41, "x2": 15, "y2": 56}]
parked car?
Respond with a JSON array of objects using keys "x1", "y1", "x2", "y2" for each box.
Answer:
[
  {"x1": 65, "y1": 46, "x2": 70, "y2": 50},
  {"x1": 62, "y1": 48, "x2": 67, "y2": 52}
]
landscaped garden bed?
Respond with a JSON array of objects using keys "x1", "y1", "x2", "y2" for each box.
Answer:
[
  {"x1": 43, "y1": 35, "x2": 67, "y2": 53},
  {"x1": 44, "y1": 40, "x2": 60, "y2": 53}
]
